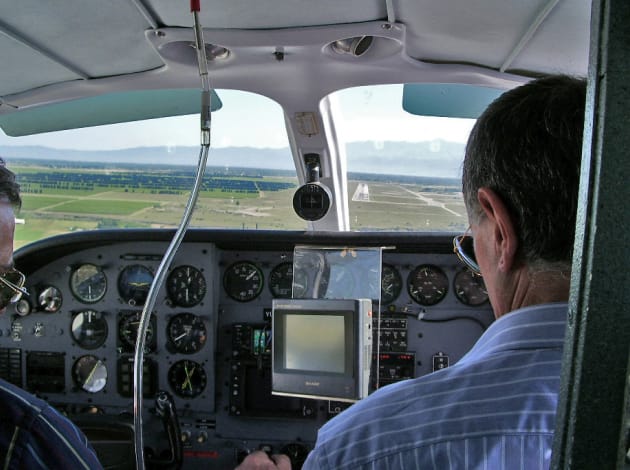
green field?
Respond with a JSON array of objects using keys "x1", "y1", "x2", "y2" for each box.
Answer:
[
  {"x1": 12, "y1": 161, "x2": 465, "y2": 248},
  {"x1": 21, "y1": 195, "x2": 75, "y2": 211},
  {"x1": 43, "y1": 198, "x2": 155, "y2": 215}
]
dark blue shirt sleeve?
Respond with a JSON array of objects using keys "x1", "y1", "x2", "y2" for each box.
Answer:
[{"x1": 0, "y1": 381, "x2": 103, "y2": 470}]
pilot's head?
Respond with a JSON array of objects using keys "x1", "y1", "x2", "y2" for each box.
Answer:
[
  {"x1": 0, "y1": 158, "x2": 21, "y2": 210},
  {"x1": 461, "y1": 75, "x2": 586, "y2": 317},
  {"x1": 0, "y1": 159, "x2": 23, "y2": 314}
]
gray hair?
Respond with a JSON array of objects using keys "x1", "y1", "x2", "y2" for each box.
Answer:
[{"x1": 462, "y1": 75, "x2": 586, "y2": 268}]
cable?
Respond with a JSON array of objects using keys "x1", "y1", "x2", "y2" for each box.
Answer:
[
  {"x1": 133, "y1": 2, "x2": 211, "y2": 468},
  {"x1": 416, "y1": 312, "x2": 489, "y2": 331}
]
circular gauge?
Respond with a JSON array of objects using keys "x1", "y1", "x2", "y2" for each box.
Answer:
[
  {"x1": 223, "y1": 261, "x2": 263, "y2": 302},
  {"x1": 118, "y1": 265, "x2": 154, "y2": 306},
  {"x1": 268, "y1": 262, "x2": 308, "y2": 298},
  {"x1": 324, "y1": 264, "x2": 356, "y2": 299},
  {"x1": 293, "y1": 183, "x2": 332, "y2": 221},
  {"x1": 38, "y1": 285, "x2": 63, "y2": 312},
  {"x1": 453, "y1": 269, "x2": 488, "y2": 306},
  {"x1": 70, "y1": 263, "x2": 107, "y2": 303},
  {"x1": 73, "y1": 355, "x2": 107, "y2": 393},
  {"x1": 118, "y1": 311, "x2": 155, "y2": 352},
  {"x1": 167, "y1": 265, "x2": 206, "y2": 307},
  {"x1": 71, "y1": 310, "x2": 108, "y2": 349},
  {"x1": 407, "y1": 264, "x2": 449, "y2": 306},
  {"x1": 381, "y1": 264, "x2": 403, "y2": 304},
  {"x1": 168, "y1": 359, "x2": 207, "y2": 398},
  {"x1": 167, "y1": 313, "x2": 207, "y2": 354}
]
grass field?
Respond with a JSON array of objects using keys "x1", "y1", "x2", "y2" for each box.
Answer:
[
  {"x1": 12, "y1": 162, "x2": 466, "y2": 248},
  {"x1": 43, "y1": 198, "x2": 155, "y2": 215}
]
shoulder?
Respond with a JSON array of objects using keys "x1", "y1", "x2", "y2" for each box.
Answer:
[
  {"x1": 0, "y1": 380, "x2": 102, "y2": 470},
  {"x1": 308, "y1": 368, "x2": 467, "y2": 468},
  {"x1": 305, "y1": 305, "x2": 567, "y2": 470},
  {"x1": 0, "y1": 379, "x2": 47, "y2": 425}
]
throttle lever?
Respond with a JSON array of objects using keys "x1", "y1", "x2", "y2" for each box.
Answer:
[{"x1": 147, "y1": 390, "x2": 183, "y2": 470}]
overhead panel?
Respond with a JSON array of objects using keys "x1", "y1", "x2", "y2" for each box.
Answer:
[
  {"x1": 395, "y1": 0, "x2": 589, "y2": 76},
  {"x1": 0, "y1": 33, "x2": 79, "y2": 97},
  {"x1": 0, "y1": 0, "x2": 164, "y2": 81},
  {"x1": 508, "y1": 0, "x2": 591, "y2": 75},
  {"x1": 148, "y1": 0, "x2": 387, "y2": 28}
]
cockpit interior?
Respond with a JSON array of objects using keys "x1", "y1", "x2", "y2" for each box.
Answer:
[{"x1": 0, "y1": 0, "x2": 619, "y2": 469}]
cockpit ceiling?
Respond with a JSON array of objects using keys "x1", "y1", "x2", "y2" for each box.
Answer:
[{"x1": 0, "y1": 0, "x2": 590, "y2": 114}]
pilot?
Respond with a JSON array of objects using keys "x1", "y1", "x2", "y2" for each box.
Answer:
[
  {"x1": 0, "y1": 159, "x2": 103, "y2": 469},
  {"x1": 237, "y1": 74, "x2": 586, "y2": 469}
]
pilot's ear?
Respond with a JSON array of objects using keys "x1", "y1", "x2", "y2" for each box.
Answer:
[{"x1": 476, "y1": 187, "x2": 519, "y2": 273}]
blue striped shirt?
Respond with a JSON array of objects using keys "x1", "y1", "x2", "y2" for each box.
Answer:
[
  {"x1": 0, "y1": 379, "x2": 103, "y2": 469},
  {"x1": 304, "y1": 303, "x2": 567, "y2": 470}
]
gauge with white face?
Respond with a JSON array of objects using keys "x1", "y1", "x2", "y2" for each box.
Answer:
[
  {"x1": 71, "y1": 310, "x2": 108, "y2": 349},
  {"x1": 73, "y1": 355, "x2": 107, "y2": 393}
]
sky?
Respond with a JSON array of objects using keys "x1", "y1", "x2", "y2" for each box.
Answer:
[{"x1": 0, "y1": 85, "x2": 475, "y2": 151}]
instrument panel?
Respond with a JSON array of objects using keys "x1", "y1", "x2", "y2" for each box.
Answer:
[{"x1": 1, "y1": 230, "x2": 494, "y2": 469}]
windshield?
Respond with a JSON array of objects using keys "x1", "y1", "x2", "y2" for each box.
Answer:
[
  {"x1": 1, "y1": 91, "x2": 304, "y2": 249},
  {"x1": 0, "y1": 86, "x2": 475, "y2": 249},
  {"x1": 333, "y1": 84, "x2": 474, "y2": 232}
]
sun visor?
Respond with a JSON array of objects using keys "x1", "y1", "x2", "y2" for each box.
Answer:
[
  {"x1": 402, "y1": 84, "x2": 504, "y2": 118},
  {"x1": 0, "y1": 89, "x2": 222, "y2": 136}
]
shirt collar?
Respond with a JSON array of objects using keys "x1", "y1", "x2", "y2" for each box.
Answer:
[{"x1": 458, "y1": 302, "x2": 569, "y2": 364}]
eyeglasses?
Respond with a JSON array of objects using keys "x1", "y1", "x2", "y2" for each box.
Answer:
[
  {"x1": 453, "y1": 228, "x2": 481, "y2": 276},
  {"x1": 0, "y1": 269, "x2": 28, "y2": 309}
]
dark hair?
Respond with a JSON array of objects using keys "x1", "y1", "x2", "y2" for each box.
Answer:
[
  {"x1": 462, "y1": 75, "x2": 586, "y2": 267},
  {"x1": 0, "y1": 158, "x2": 21, "y2": 210}
]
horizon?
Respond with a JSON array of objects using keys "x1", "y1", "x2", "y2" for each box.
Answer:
[
  {"x1": 0, "y1": 86, "x2": 475, "y2": 151},
  {"x1": 0, "y1": 138, "x2": 466, "y2": 179}
]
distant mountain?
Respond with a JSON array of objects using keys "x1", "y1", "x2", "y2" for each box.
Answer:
[
  {"x1": 0, "y1": 140, "x2": 465, "y2": 177},
  {"x1": 0, "y1": 145, "x2": 293, "y2": 169},
  {"x1": 346, "y1": 140, "x2": 464, "y2": 178}
]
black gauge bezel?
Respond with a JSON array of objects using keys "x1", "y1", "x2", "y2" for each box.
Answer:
[
  {"x1": 72, "y1": 355, "x2": 107, "y2": 393},
  {"x1": 406, "y1": 264, "x2": 449, "y2": 306},
  {"x1": 118, "y1": 311, "x2": 156, "y2": 353},
  {"x1": 268, "y1": 261, "x2": 308, "y2": 299},
  {"x1": 70, "y1": 309, "x2": 108, "y2": 349},
  {"x1": 453, "y1": 268, "x2": 489, "y2": 306},
  {"x1": 70, "y1": 263, "x2": 107, "y2": 304},
  {"x1": 293, "y1": 182, "x2": 332, "y2": 221},
  {"x1": 118, "y1": 264, "x2": 154, "y2": 306},
  {"x1": 166, "y1": 265, "x2": 207, "y2": 307},
  {"x1": 167, "y1": 313, "x2": 207, "y2": 354},
  {"x1": 223, "y1": 261, "x2": 264, "y2": 302},
  {"x1": 381, "y1": 263, "x2": 403, "y2": 304},
  {"x1": 168, "y1": 359, "x2": 207, "y2": 398}
]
